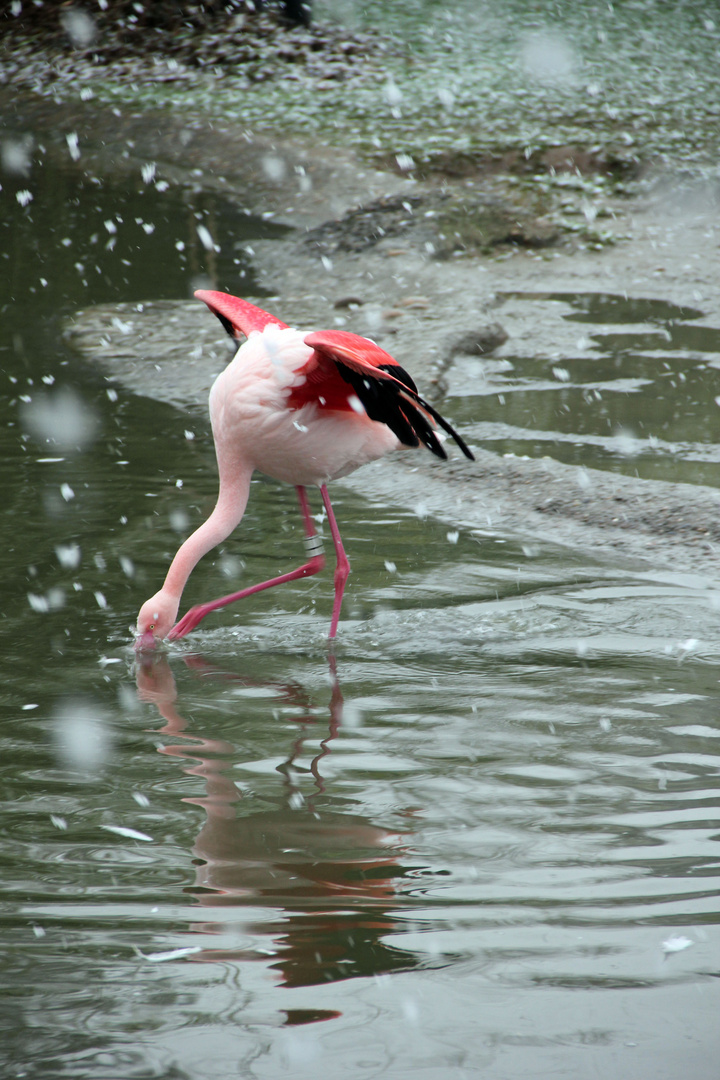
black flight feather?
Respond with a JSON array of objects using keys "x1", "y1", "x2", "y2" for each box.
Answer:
[
  {"x1": 378, "y1": 362, "x2": 418, "y2": 394},
  {"x1": 412, "y1": 394, "x2": 475, "y2": 461},
  {"x1": 334, "y1": 360, "x2": 474, "y2": 462},
  {"x1": 336, "y1": 362, "x2": 419, "y2": 448}
]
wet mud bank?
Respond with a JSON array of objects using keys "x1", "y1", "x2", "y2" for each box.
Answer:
[{"x1": 7, "y1": 88, "x2": 719, "y2": 583}]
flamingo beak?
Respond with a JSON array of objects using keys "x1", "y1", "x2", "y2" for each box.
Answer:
[{"x1": 135, "y1": 629, "x2": 159, "y2": 653}]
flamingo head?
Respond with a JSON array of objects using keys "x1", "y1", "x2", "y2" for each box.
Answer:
[{"x1": 135, "y1": 590, "x2": 179, "y2": 651}]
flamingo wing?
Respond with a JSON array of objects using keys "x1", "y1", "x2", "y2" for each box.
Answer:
[
  {"x1": 195, "y1": 290, "x2": 288, "y2": 339},
  {"x1": 304, "y1": 329, "x2": 475, "y2": 462}
]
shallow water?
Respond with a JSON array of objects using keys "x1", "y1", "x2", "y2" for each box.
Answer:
[
  {"x1": 2, "y1": 154, "x2": 720, "y2": 1079},
  {"x1": 448, "y1": 290, "x2": 720, "y2": 488}
]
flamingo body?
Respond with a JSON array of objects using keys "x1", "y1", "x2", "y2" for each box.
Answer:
[
  {"x1": 135, "y1": 291, "x2": 473, "y2": 648},
  {"x1": 209, "y1": 322, "x2": 399, "y2": 488}
]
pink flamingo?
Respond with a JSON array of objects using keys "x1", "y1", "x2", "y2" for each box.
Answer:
[{"x1": 135, "y1": 290, "x2": 473, "y2": 649}]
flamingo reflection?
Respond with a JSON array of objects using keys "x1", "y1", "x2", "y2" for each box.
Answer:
[{"x1": 136, "y1": 653, "x2": 423, "y2": 995}]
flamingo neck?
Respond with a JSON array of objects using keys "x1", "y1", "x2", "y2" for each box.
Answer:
[{"x1": 162, "y1": 467, "x2": 252, "y2": 604}]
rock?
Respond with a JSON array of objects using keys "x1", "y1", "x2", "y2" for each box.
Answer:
[{"x1": 447, "y1": 325, "x2": 509, "y2": 357}]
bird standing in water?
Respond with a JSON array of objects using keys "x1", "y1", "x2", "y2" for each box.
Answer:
[{"x1": 135, "y1": 291, "x2": 473, "y2": 649}]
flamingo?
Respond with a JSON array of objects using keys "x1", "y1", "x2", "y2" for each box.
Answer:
[{"x1": 135, "y1": 290, "x2": 474, "y2": 649}]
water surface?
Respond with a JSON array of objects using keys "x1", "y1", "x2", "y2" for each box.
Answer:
[{"x1": 448, "y1": 290, "x2": 720, "y2": 488}]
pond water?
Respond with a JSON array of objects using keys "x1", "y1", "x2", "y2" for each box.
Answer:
[
  {"x1": 448, "y1": 290, "x2": 720, "y2": 489},
  {"x1": 2, "y1": 152, "x2": 720, "y2": 1079}
]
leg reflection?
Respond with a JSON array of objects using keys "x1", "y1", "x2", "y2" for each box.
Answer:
[{"x1": 135, "y1": 652, "x2": 425, "y2": 991}]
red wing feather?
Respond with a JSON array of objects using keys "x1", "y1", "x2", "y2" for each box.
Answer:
[
  {"x1": 303, "y1": 329, "x2": 475, "y2": 462},
  {"x1": 195, "y1": 290, "x2": 288, "y2": 339},
  {"x1": 304, "y1": 329, "x2": 413, "y2": 388}
]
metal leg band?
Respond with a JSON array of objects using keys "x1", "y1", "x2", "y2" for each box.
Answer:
[{"x1": 304, "y1": 534, "x2": 325, "y2": 559}]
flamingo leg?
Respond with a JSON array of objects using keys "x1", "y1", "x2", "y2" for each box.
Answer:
[
  {"x1": 320, "y1": 484, "x2": 350, "y2": 639},
  {"x1": 168, "y1": 486, "x2": 325, "y2": 640}
]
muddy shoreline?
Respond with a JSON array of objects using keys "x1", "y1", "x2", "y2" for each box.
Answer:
[{"x1": 5, "y1": 86, "x2": 720, "y2": 583}]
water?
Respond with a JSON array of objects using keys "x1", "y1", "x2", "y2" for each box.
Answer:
[
  {"x1": 2, "y1": 152, "x2": 720, "y2": 1078},
  {"x1": 447, "y1": 290, "x2": 720, "y2": 488}
]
